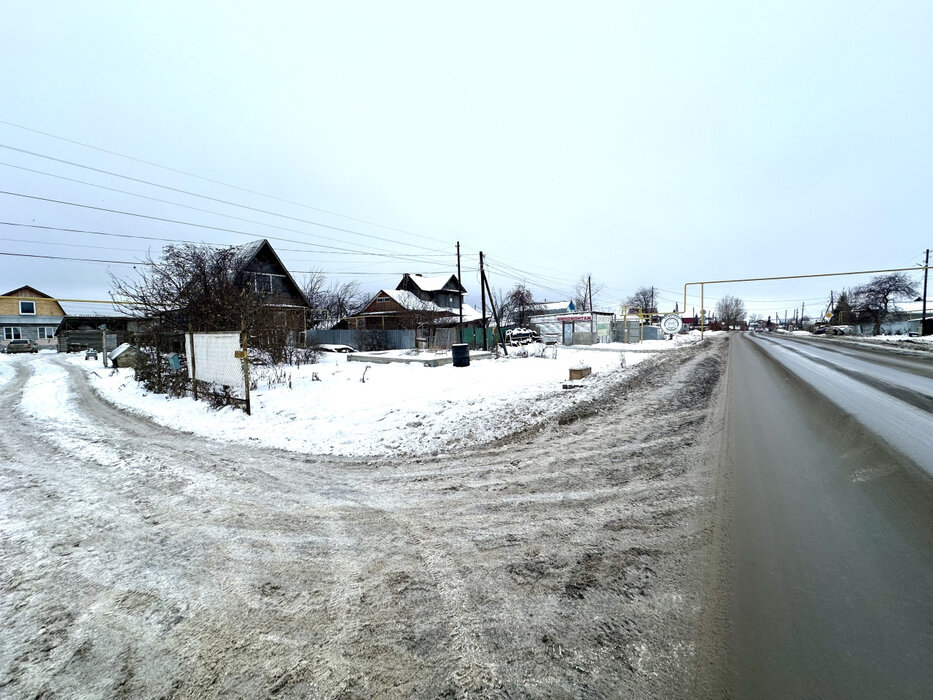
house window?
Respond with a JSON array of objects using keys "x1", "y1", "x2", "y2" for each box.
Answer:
[
  {"x1": 251, "y1": 272, "x2": 286, "y2": 295},
  {"x1": 376, "y1": 295, "x2": 390, "y2": 304},
  {"x1": 4, "y1": 327, "x2": 22, "y2": 340},
  {"x1": 19, "y1": 300, "x2": 36, "y2": 315},
  {"x1": 38, "y1": 327, "x2": 57, "y2": 339}
]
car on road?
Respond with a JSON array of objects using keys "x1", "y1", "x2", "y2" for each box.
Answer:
[{"x1": 4, "y1": 339, "x2": 38, "y2": 354}]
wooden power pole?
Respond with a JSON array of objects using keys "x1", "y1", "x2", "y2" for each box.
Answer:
[{"x1": 480, "y1": 251, "x2": 488, "y2": 350}]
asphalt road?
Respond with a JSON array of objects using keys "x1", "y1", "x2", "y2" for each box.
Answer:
[{"x1": 719, "y1": 333, "x2": 933, "y2": 698}]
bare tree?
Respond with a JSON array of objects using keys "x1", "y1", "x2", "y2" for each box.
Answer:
[
  {"x1": 853, "y1": 273, "x2": 918, "y2": 335},
  {"x1": 573, "y1": 274, "x2": 604, "y2": 312},
  {"x1": 302, "y1": 272, "x2": 366, "y2": 326},
  {"x1": 626, "y1": 286, "x2": 657, "y2": 312},
  {"x1": 498, "y1": 284, "x2": 541, "y2": 327},
  {"x1": 715, "y1": 295, "x2": 747, "y2": 330},
  {"x1": 111, "y1": 244, "x2": 267, "y2": 333}
]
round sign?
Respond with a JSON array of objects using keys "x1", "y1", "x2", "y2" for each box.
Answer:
[{"x1": 660, "y1": 314, "x2": 683, "y2": 334}]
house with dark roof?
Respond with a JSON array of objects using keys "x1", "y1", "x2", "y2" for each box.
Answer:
[
  {"x1": 231, "y1": 239, "x2": 308, "y2": 311},
  {"x1": 339, "y1": 273, "x2": 483, "y2": 331},
  {"x1": 0, "y1": 286, "x2": 66, "y2": 351}
]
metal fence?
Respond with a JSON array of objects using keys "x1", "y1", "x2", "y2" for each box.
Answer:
[{"x1": 307, "y1": 329, "x2": 416, "y2": 351}]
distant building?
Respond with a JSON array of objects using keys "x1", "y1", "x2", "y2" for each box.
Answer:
[
  {"x1": 0, "y1": 286, "x2": 66, "y2": 351},
  {"x1": 530, "y1": 310, "x2": 615, "y2": 345},
  {"x1": 342, "y1": 273, "x2": 483, "y2": 331}
]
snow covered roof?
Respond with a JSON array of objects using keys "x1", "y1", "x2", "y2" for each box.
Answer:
[
  {"x1": 397, "y1": 273, "x2": 465, "y2": 294},
  {"x1": 383, "y1": 289, "x2": 439, "y2": 311},
  {"x1": 369, "y1": 289, "x2": 483, "y2": 323},
  {"x1": 537, "y1": 301, "x2": 574, "y2": 312}
]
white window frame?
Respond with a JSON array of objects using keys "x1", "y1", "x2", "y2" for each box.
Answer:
[
  {"x1": 251, "y1": 272, "x2": 286, "y2": 295},
  {"x1": 4, "y1": 327, "x2": 22, "y2": 340},
  {"x1": 19, "y1": 300, "x2": 36, "y2": 315},
  {"x1": 38, "y1": 327, "x2": 57, "y2": 340}
]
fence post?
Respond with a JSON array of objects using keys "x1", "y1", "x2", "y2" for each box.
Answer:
[
  {"x1": 189, "y1": 325, "x2": 198, "y2": 401},
  {"x1": 241, "y1": 324, "x2": 251, "y2": 416}
]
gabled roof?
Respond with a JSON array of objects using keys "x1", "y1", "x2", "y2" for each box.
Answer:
[
  {"x1": 397, "y1": 273, "x2": 466, "y2": 295},
  {"x1": 372, "y1": 289, "x2": 482, "y2": 323},
  {"x1": 3, "y1": 285, "x2": 54, "y2": 298},
  {"x1": 2, "y1": 286, "x2": 67, "y2": 316},
  {"x1": 228, "y1": 239, "x2": 308, "y2": 308}
]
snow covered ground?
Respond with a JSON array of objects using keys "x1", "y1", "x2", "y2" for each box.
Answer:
[{"x1": 16, "y1": 336, "x2": 702, "y2": 457}]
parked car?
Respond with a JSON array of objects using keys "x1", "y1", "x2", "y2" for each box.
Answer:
[
  {"x1": 4, "y1": 339, "x2": 39, "y2": 354},
  {"x1": 319, "y1": 344, "x2": 356, "y2": 353}
]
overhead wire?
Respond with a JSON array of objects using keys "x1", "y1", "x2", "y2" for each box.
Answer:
[
  {"x1": 0, "y1": 193, "x2": 449, "y2": 267},
  {"x1": 0, "y1": 119, "x2": 453, "y2": 247},
  {"x1": 0, "y1": 157, "x2": 449, "y2": 257}
]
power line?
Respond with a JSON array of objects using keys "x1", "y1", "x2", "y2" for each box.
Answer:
[
  {"x1": 0, "y1": 250, "x2": 147, "y2": 266},
  {"x1": 0, "y1": 195, "x2": 449, "y2": 266},
  {"x1": 0, "y1": 154, "x2": 449, "y2": 256},
  {"x1": 0, "y1": 119, "x2": 453, "y2": 247},
  {"x1": 0, "y1": 250, "x2": 447, "y2": 279},
  {"x1": 0, "y1": 235, "x2": 150, "y2": 254}
]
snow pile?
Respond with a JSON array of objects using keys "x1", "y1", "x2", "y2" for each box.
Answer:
[
  {"x1": 592, "y1": 329, "x2": 721, "y2": 352},
  {"x1": 63, "y1": 338, "x2": 698, "y2": 457},
  {"x1": 862, "y1": 334, "x2": 933, "y2": 345},
  {"x1": 0, "y1": 356, "x2": 15, "y2": 389}
]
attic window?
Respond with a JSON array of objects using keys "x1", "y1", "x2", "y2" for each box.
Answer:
[
  {"x1": 19, "y1": 300, "x2": 36, "y2": 315},
  {"x1": 376, "y1": 295, "x2": 390, "y2": 303},
  {"x1": 251, "y1": 272, "x2": 285, "y2": 294}
]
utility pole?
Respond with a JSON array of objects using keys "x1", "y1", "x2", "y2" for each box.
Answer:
[
  {"x1": 479, "y1": 251, "x2": 488, "y2": 350},
  {"x1": 587, "y1": 275, "x2": 594, "y2": 335},
  {"x1": 923, "y1": 248, "x2": 930, "y2": 336},
  {"x1": 801, "y1": 301, "x2": 806, "y2": 328},
  {"x1": 482, "y1": 268, "x2": 508, "y2": 356},
  {"x1": 456, "y1": 241, "x2": 463, "y2": 340}
]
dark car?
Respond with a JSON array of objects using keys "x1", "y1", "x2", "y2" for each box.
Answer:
[{"x1": 4, "y1": 339, "x2": 38, "y2": 353}]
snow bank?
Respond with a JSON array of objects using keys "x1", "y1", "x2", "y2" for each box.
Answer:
[
  {"x1": 65, "y1": 339, "x2": 696, "y2": 457},
  {"x1": 0, "y1": 355, "x2": 15, "y2": 389}
]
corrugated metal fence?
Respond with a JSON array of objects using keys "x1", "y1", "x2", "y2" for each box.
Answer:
[{"x1": 308, "y1": 329, "x2": 416, "y2": 351}]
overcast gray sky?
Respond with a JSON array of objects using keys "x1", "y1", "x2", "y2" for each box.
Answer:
[{"x1": 1, "y1": 1, "x2": 931, "y2": 320}]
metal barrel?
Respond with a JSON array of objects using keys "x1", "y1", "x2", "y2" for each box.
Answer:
[{"x1": 452, "y1": 343, "x2": 470, "y2": 367}]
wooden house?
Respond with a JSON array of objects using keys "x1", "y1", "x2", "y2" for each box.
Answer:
[
  {"x1": 340, "y1": 273, "x2": 483, "y2": 331},
  {"x1": 0, "y1": 286, "x2": 66, "y2": 351}
]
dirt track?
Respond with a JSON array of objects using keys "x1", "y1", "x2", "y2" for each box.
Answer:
[{"x1": 1, "y1": 339, "x2": 726, "y2": 698}]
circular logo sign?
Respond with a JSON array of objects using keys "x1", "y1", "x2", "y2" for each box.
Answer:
[{"x1": 660, "y1": 314, "x2": 683, "y2": 334}]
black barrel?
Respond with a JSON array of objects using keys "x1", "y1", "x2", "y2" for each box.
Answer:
[{"x1": 452, "y1": 343, "x2": 470, "y2": 367}]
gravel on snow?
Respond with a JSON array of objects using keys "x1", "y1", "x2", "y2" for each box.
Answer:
[{"x1": 0, "y1": 338, "x2": 727, "y2": 698}]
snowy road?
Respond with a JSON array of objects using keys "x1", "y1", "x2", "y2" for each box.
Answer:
[
  {"x1": 706, "y1": 333, "x2": 933, "y2": 698},
  {"x1": 1, "y1": 345, "x2": 724, "y2": 698},
  {"x1": 750, "y1": 333, "x2": 933, "y2": 475}
]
